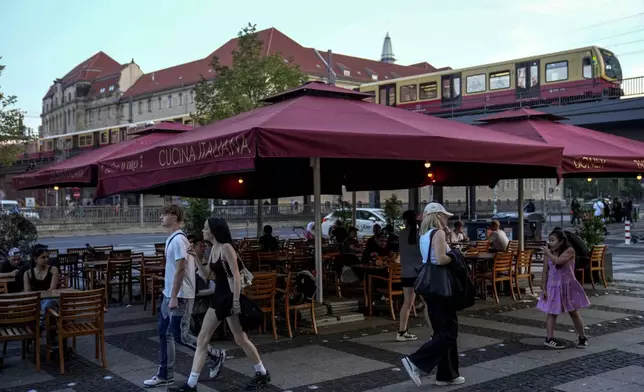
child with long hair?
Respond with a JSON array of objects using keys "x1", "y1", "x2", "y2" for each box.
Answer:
[{"x1": 537, "y1": 229, "x2": 590, "y2": 349}]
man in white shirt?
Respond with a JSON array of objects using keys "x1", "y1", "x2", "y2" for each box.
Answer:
[
  {"x1": 593, "y1": 199, "x2": 609, "y2": 234},
  {"x1": 144, "y1": 204, "x2": 225, "y2": 388},
  {"x1": 488, "y1": 220, "x2": 509, "y2": 252}
]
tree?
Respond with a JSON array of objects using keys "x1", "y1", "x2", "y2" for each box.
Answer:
[
  {"x1": 184, "y1": 198, "x2": 211, "y2": 238},
  {"x1": 383, "y1": 194, "x2": 402, "y2": 225},
  {"x1": 193, "y1": 23, "x2": 308, "y2": 125},
  {"x1": 0, "y1": 213, "x2": 38, "y2": 263},
  {"x1": 0, "y1": 59, "x2": 30, "y2": 166}
]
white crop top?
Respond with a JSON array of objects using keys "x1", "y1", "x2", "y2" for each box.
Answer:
[{"x1": 420, "y1": 229, "x2": 451, "y2": 265}]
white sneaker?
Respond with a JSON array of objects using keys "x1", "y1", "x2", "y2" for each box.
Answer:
[
  {"x1": 401, "y1": 357, "x2": 422, "y2": 387},
  {"x1": 436, "y1": 376, "x2": 466, "y2": 386},
  {"x1": 143, "y1": 375, "x2": 174, "y2": 387},
  {"x1": 396, "y1": 331, "x2": 418, "y2": 342}
]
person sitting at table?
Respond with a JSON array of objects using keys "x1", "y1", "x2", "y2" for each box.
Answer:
[
  {"x1": 449, "y1": 221, "x2": 469, "y2": 243},
  {"x1": 331, "y1": 220, "x2": 348, "y2": 244},
  {"x1": 488, "y1": 220, "x2": 509, "y2": 252},
  {"x1": 304, "y1": 222, "x2": 315, "y2": 241},
  {"x1": 23, "y1": 245, "x2": 59, "y2": 328},
  {"x1": 361, "y1": 232, "x2": 393, "y2": 264},
  {"x1": 335, "y1": 227, "x2": 362, "y2": 283},
  {"x1": 258, "y1": 225, "x2": 279, "y2": 252},
  {"x1": 383, "y1": 224, "x2": 399, "y2": 252},
  {"x1": 0, "y1": 247, "x2": 28, "y2": 293},
  {"x1": 364, "y1": 224, "x2": 383, "y2": 254}
]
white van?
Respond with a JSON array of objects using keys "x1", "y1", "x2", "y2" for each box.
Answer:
[{"x1": 1, "y1": 200, "x2": 40, "y2": 220}]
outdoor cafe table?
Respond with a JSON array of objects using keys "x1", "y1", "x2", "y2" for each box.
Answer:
[{"x1": 464, "y1": 252, "x2": 495, "y2": 299}]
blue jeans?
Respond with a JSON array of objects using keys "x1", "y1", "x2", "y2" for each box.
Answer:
[
  {"x1": 157, "y1": 295, "x2": 196, "y2": 380},
  {"x1": 40, "y1": 298, "x2": 57, "y2": 327}
]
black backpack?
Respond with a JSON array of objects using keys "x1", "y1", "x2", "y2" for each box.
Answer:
[{"x1": 295, "y1": 270, "x2": 317, "y2": 303}]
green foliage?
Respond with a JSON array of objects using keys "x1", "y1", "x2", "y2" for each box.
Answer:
[
  {"x1": 184, "y1": 198, "x2": 211, "y2": 238},
  {"x1": 383, "y1": 194, "x2": 402, "y2": 225},
  {"x1": 566, "y1": 178, "x2": 642, "y2": 199},
  {"x1": 331, "y1": 195, "x2": 352, "y2": 227},
  {"x1": 0, "y1": 59, "x2": 31, "y2": 166},
  {"x1": 577, "y1": 213, "x2": 605, "y2": 249},
  {"x1": 0, "y1": 214, "x2": 38, "y2": 262},
  {"x1": 193, "y1": 23, "x2": 308, "y2": 125}
]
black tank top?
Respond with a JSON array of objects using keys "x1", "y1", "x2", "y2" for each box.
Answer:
[
  {"x1": 29, "y1": 267, "x2": 53, "y2": 291},
  {"x1": 210, "y1": 253, "x2": 231, "y2": 294}
]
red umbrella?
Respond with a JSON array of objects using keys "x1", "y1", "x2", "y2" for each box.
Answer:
[
  {"x1": 13, "y1": 123, "x2": 191, "y2": 190},
  {"x1": 96, "y1": 82, "x2": 563, "y2": 199},
  {"x1": 479, "y1": 108, "x2": 644, "y2": 177}
]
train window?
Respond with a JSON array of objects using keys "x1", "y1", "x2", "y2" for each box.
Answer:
[
  {"x1": 400, "y1": 84, "x2": 418, "y2": 103},
  {"x1": 517, "y1": 67, "x2": 526, "y2": 89},
  {"x1": 582, "y1": 57, "x2": 592, "y2": 79},
  {"x1": 530, "y1": 64, "x2": 539, "y2": 86},
  {"x1": 466, "y1": 74, "x2": 486, "y2": 93},
  {"x1": 442, "y1": 79, "x2": 451, "y2": 99},
  {"x1": 110, "y1": 129, "x2": 120, "y2": 143},
  {"x1": 46, "y1": 141, "x2": 53, "y2": 151},
  {"x1": 489, "y1": 71, "x2": 511, "y2": 90},
  {"x1": 64, "y1": 138, "x2": 72, "y2": 149},
  {"x1": 453, "y1": 78, "x2": 461, "y2": 97},
  {"x1": 419, "y1": 82, "x2": 437, "y2": 100},
  {"x1": 100, "y1": 131, "x2": 109, "y2": 144},
  {"x1": 546, "y1": 61, "x2": 568, "y2": 82}
]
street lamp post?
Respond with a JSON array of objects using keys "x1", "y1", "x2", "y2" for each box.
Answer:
[{"x1": 53, "y1": 186, "x2": 59, "y2": 207}]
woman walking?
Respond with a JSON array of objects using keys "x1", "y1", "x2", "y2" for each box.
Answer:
[
  {"x1": 172, "y1": 217, "x2": 269, "y2": 391},
  {"x1": 401, "y1": 203, "x2": 464, "y2": 388},
  {"x1": 537, "y1": 228, "x2": 590, "y2": 349},
  {"x1": 396, "y1": 210, "x2": 426, "y2": 342}
]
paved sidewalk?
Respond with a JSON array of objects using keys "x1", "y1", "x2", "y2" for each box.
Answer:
[{"x1": 3, "y1": 258, "x2": 644, "y2": 391}]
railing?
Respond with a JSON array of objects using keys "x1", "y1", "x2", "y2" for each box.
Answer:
[{"x1": 16, "y1": 200, "x2": 576, "y2": 229}]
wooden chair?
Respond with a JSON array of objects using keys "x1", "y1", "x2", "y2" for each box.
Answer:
[
  {"x1": 46, "y1": 288, "x2": 106, "y2": 374},
  {"x1": 154, "y1": 243, "x2": 166, "y2": 256},
  {"x1": 243, "y1": 273, "x2": 277, "y2": 340},
  {"x1": 589, "y1": 245, "x2": 608, "y2": 289},
  {"x1": 475, "y1": 240, "x2": 490, "y2": 253},
  {"x1": 109, "y1": 249, "x2": 131, "y2": 260},
  {"x1": 0, "y1": 281, "x2": 7, "y2": 294},
  {"x1": 57, "y1": 253, "x2": 81, "y2": 289},
  {"x1": 0, "y1": 291, "x2": 41, "y2": 371},
  {"x1": 276, "y1": 270, "x2": 318, "y2": 338},
  {"x1": 105, "y1": 258, "x2": 133, "y2": 306},
  {"x1": 506, "y1": 240, "x2": 519, "y2": 256},
  {"x1": 93, "y1": 245, "x2": 114, "y2": 253},
  {"x1": 142, "y1": 256, "x2": 165, "y2": 314},
  {"x1": 477, "y1": 251, "x2": 515, "y2": 303},
  {"x1": 368, "y1": 263, "x2": 404, "y2": 320},
  {"x1": 513, "y1": 249, "x2": 534, "y2": 299}
]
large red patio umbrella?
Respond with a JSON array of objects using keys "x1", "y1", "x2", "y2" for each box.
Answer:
[
  {"x1": 13, "y1": 123, "x2": 191, "y2": 190},
  {"x1": 95, "y1": 82, "x2": 564, "y2": 199},
  {"x1": 478, "y1": 108, "x2": 644, "y2": 177}
]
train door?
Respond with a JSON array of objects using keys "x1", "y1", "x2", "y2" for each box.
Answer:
[
  {"x1": 440, "y1": 73, "x2": 462, "y2": 108},
  {"x1": 378, "y1": 83, "x2": 396, "y2": 106},
  {"x1": 515, "y1": 60, "x2": 540, "y2": 99}
]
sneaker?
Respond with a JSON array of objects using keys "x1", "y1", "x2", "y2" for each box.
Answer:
[
  {"x1": 544, "y1": 338, "x2": 566, "y2": 349},
  {"x1": 436, "y1": 376, "x2": 466, "y2": 386},
  {"x1": 246, "y1": 371, "x2": 271, "y2": 390},
  {"x1": 208, "y1": 348, "x2": 226, "y2": 379},
  {"x1": 578, "y1": 336, "x2": 588, "y2": 348},
  {"x1": 168, "y1": 382, "x2": 196, "y2": 392},
  {"x1": 396, "y1": 331, "x2": 418, "y2": 342},
  {"x1": 143, "y1": 375, "x2": 174, "y2": 387},
  {"x1": 401, "y1": 357, "x2": 422, "y2": 387}
]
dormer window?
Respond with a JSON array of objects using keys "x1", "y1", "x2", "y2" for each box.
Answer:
[
  {"x1": 343, "y1": 70, "x2": 351, "y2": 77},
  {"x1": 108, "y1": 85, "x2": 115, "y2": 92},
  {"x1": 372, "y1": 75, "x2": 378, "y2": 81},
  {"x1": 100, "y1": 87, "x2": 106, "y2": 94}
]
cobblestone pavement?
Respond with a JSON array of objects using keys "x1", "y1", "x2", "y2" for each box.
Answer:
[{"x1": 2, "y1": 249, "x2": 644, "y2": 391}]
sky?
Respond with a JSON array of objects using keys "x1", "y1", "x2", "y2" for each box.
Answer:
[{"x1": 1, "y1": 0, "x2": 643, "y2": 131}]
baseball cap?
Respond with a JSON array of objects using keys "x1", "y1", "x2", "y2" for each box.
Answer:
[
  {"x1": 423, "y1": 202, "x2": 453, "y2": 217},
  {"x1": 8, "y1": 248, "x2": 20, "y2": 257}
]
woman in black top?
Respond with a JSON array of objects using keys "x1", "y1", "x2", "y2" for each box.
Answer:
[
  {"x1": 23, "y1": 246, "x2": 59, "y2": 327},
  {"x1": 176, "y1": 218, "x2": 269, "y2": 392}
]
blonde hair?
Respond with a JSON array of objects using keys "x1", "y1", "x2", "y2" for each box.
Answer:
[{"x1": 420, "y1": 213, "x2": 442, "y2": 234}]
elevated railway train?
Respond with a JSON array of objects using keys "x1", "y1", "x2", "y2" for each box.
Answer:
[
  {"x1": 358, "y1": 46, "x2": 623, "y2": 114},
  {"x1": 16, "y1": 114, "x2": 194, "y2": 163}
]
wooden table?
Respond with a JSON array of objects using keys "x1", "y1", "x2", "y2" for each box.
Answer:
[{"x1": 40, "y1": 288, "x2": 81, "y2": 299}]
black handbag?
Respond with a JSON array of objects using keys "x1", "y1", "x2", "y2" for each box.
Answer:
[{"x1": 414, "y1": 229, "x2": 456, "y2": 298}]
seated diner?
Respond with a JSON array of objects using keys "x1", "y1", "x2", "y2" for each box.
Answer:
[{"x1": 488, "y1": 220, "x2": 509, "y2": 252}]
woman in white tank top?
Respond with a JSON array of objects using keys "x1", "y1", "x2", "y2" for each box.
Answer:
[{"x1": 401, "y1": 203, "x2": 465, "y2": 388}]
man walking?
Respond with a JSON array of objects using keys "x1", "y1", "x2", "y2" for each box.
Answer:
[{"x1": 144, "y1": 204, "x2": 225, "y2": 388}]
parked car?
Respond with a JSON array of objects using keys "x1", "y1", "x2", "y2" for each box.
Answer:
[
  {"x1": 321, "y1": 208, "x2": 389, "y2": 237},
  {"x1": 1, "y1": 200, "x2": 40, "y2": 220}
]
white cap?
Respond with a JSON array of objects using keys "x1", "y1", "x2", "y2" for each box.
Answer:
[
  {"x1": 423, "y1": 202, "x2": 453, "y2": 217},
  {"x1": 8, "y1": 248, "x2": 20, "y2": 257}
]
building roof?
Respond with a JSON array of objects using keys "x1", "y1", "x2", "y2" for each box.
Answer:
[
  {"x1": 121, "y1": 58, "x2": 213, "y2": 99},
  {"x1": 123, "y1": 27, "x2": 438, "y2": 99},
  {"x1": 43, "y1": 51, "x2": 121, "y2": 99},
  {"x1": 88, "y1": 73, "x2": 121, "y2": 99}
]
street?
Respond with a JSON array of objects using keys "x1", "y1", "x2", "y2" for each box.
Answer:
[{"x1": 39, "y1": 226, "x2": 300, "y2": 253}]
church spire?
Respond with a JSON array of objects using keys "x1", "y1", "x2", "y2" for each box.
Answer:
[{"x1": 380, "y1": 32, "x2": 395, "y2": 64}]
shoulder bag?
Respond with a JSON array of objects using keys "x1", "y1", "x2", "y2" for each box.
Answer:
[
  {"x1": 414, "y1": 229, "x2": 456, "y2": 298},
  {"x1": 219, "y1": 248, "x2": 254, "y2": 291}
]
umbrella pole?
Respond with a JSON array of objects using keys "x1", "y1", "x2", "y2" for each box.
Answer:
[
  {"x1": 518, "y1": 179, "x2": 525, "y2": 251},
  {"x1": 312, "y1": 157, "x2": 323, "y2": 303},
  {"x1": 351, "y1": 191, "x2": 357, "y2": 226},
  {"x1": 139, "y1": 195, "x2": 144, "y2": 228}
]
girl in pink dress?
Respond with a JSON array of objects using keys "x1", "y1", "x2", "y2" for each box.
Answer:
[{"x1": 536, "y1": 229, "x2": 590, "y2": 349}]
